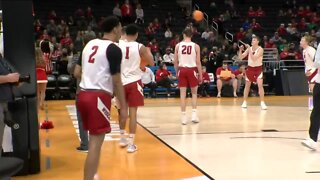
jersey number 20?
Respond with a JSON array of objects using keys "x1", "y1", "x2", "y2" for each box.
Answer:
[
  {"x1": 88, "y1": 46, "x2": 99, "y2": 63},
  {"x1": 181, "y1": 45, "x2": 192, "y2": 55}
]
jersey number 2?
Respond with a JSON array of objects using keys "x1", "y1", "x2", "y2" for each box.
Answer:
[
  {"x1": 125, "y1": 47, "x2": 130, "y2": 60},
  {"x1": 181, "y1": 45, "x2": 192, "y2": 55},
  {"x1": 88, "y1": 46, "x2": 99, "y2": 63}
]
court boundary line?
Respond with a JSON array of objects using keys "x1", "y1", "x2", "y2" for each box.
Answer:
[{"x1": 138, "y1": 122, "x2": 215, "y2": 180}]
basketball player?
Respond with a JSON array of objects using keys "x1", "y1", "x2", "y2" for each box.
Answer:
[
  {"x1": 238, "y1": 35, "x2": 267, "y2": 110},
  {"x1": 174, "y1": 28, "x2": 202, "y2": 125},
  {"x1": 77, "y1": 16, "x2": 127, "y2": 180},
  {"x1": 302, "y1": 42, "x2": 320, "y2": 150},
  {"x1": 300, "y1": 35, "x2": 316, "y2": 110},
  {"x1": 118, "y1": 24, "x2": 154, "y2": 153}
]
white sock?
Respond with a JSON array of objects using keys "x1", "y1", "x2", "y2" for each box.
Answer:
[
  {"x1": 120, "y1": 129, "x2": 125, "y2": 137},
  {"x1": 181, "y1": 112, "x2": 186, "y2": 116},
  {"x1": 129, "y1": 134, "x2": 135, "y2": 144},
  {"x1": 192, "y1": 109, "x2": 197, "y2": 115}
]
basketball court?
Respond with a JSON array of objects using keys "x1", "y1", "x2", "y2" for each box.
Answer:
[{"x1": 12, "y1": 96, "x2": 320, "y2": 180}]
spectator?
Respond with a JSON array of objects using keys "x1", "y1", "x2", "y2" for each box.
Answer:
[
  {"x1": 297, "y1": 6, "x2": 305, "y2": 17},
  {"x1": 85, "y1": 26, "x2": 96, "y2": 39},
  {"x1": 74, "y1": 31, "x2": 84, "y2": 53},
  {"x1": 223, "y1": 10, "x2": 231, "y2": 21},
  {"x1": 155, "y1": 63, "x2": 176, "y2": 97},
  {"x1": 48, "y1": 10, "x2": 58, "y2": 22},
  {"x1": 57, "y1": 19, "x2": 68, "y2": 36},
  {"x1": 135, "y1": 3, "x2": 144, "y2": 24},
  {"x1": 235, "y1": 27, "x2": 246, "y2": 41},
  {"x1": 67, "y1": 16, "x2": 74, "y2": 26},
  {"x1": 51, "y1": 43, "x2": 62, "y2": 62},
  {"x1": 113, "y1": 3, "x2": 122, "y2": 20},
  {"x1": 199, "y1": 66, "x2": 211, "y2": 97},
  {"x1": 265, "y1": 39, "x2": 277, "y2": 48},
  {"x1": 234, "y1": 63, "x2": 246, "y2": 94},
  {"x1": 145, "y1": 22, "x2": 155, "y2": 37},
  {"x1": 251, "y1": 18, "x2": 262, "y2": 31},
  {"x1": 242, "y1": 19, "x2": 251, "y2": 31},
  {"x1": 280, "y1": 46, "x2": 290, "y2": 60},
  {"x1": 201, "y1": 47, "x2": 209, "y2": 65},
  {"x1": 154, "y1": 52, "x2": 163, "y2": 65},
  {"x1": 286, "y1": 9, "x2": 296, "y2": 18},
  {"x1": 256, "y1": 6, "x2": 266, "y2": 17},
  {"x1": 247, "y1": 6, "x2": 256, "y2": 17},
  {"x1": 298, "y1": 17, "x2": 307, "y2": 30},
  {"x1": 286, "y1": 23, "x2": 295, "y2": 34},
  {"x1": 271, "y1": 32, "x2": 284, "y2": 45},
  {"x1": 88, "y1": 17, "x2": 98, "y2": 31},
  {"x1": 151, "y1": 18, "x2": 161, "y2": 31},
  {"x1": 162, "y1": 19, "x2": 171, "y2": 30},
  {"x1": 310, "y1": 12, "x2": 319, "y2": 24},
  {"x1": 121, "y1": 0, "x2": 134, "y2": 24},
  {"x1": 60, "y1": 32, "x2": 73, "y2": 47},
  {"x1": 216, "y1": 61, "x2": 237, "y2": 98},
  {"x1": 74, "y1": 7, "x2": 84, "y2": 19},
  {"x1": 86, "y1": 6, "x2": 94, "y2": 20},
  {"x1": 206, "y1": 47, "x2": 224, "y2": 74},
  {"x1": 278, "y1": 9, "x2": 286, "y2": 17},
  {"x1": 262, "y1": 35, "x2": 269, "y2": 48},
  {"x1": 201, "y1": 28, "x2": 210, "y2": 40},
  {"x1": 290, "y1": 18, "x2": 298, "y2": 28},
  {"x1": 147, "y1": 39, "x2": 159, "y2": 54},
  {"x1": 288, "y1": 43, "x2": 298, "y2": 59},
  {"x1": 141, "y1": 66, "x2": 157, "y2": 98},
  {"x1": 46, "y1": 19, "x2": 58, "y2": 37},
  {"x1": 228, "y1": 42, "x2": 239, "y2": 60},
  {"x1": 277, "y1": 23, "x2": 287, "y2": 36},
  {"x1": 164, "y1": 28, "x2": 173, "y2": 39},
  {"x1": 162, "y1": 47, "x2": 174, "y2": 66},
  {"x1": 169, "y1": 35, "x2": 180, "y2": 49},
  {"x1": 224, "y1": 0, "x2": 234, "y2": 9},
  {"x1": 305, "y1": 5, "x2": 313, "y2": 17}
]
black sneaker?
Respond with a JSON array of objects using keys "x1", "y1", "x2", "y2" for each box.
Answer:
[{"x1": 76, "y1": 146, "x2": 88, "y2": 153}]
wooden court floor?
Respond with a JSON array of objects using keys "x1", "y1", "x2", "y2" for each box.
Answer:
[{"x1": 12, "y1": 96, "x2": 309, "y2": 180}]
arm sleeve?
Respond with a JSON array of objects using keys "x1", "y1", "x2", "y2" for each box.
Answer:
[
  {"x1": 314, "y1": 44, "x2": 320, "y2": 68},
  {"x1": 106, "y1": 43, "x2": 122, "y2": 75},
  {"x1": 216, "y1": 68, "x2": 221, "y2": 76}
]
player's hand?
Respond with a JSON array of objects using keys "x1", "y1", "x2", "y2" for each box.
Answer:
[
  {"x1": 6, "y1": 73, "x2": 19, "y2": 83},
  {"x1": 239, "y1": 45, "x2": 244, "y2": 51},
  {"x1": 198, "y1": 74, "x2": 203, "y2": 84},
  {"x1": 306, "y1": 71, "x2": 312, "y2": 77},
  {"x1": 119, "y1": 105, "x2": 128, "y2": 123}
]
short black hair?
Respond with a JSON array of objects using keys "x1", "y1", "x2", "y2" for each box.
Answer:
[
  {"x1": 222, "y1": 60, "x2": 228, "y2": 65},
  {"x1": 183, "y1": 28, "x2": 193, "y2": 37},
  {"x1": 101, "y1": 16, "x2": 120, "y2": 33},
  {"x1": 125, "y1": 24, "x2": 139, "y2": 36},
  {"x1": 121, "y1": 26, "x2": 127, "y2": 34}
]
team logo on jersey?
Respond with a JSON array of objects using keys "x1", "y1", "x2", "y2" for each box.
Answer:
[
  {"x1": 97, "y1": 97, "x2": 110, "y2": 122},
  {"x1": 137, "y1": 82, "x2": 144, "y2": 96}
]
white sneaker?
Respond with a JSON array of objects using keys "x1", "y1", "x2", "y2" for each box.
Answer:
[
  {"x1": 127, "y1": 144, "x2": 138, "y2": 153},
  {"x1": 309, "y1": 106, "x2": 313, "y2": 111},
  {"x1": 93, "y1": 174, "x2": 100, "y2": 180},
  {"x1": 181, "y1": 114, "x2": 187, "y2": 125},
  {"x1": 191, "y1": 113, "x2": 199, "y2": 123},
  {"x1": 241, "y1": 101, "x2": 247, "y2": 108},
  {"x1": 301, "y1": 139, "x2": 317, "y2": 151},
  {"x1": 217, "y1": 93, "x2": 221, "y2": 98},
  {"x1": 261, "y1": 102, "x2": 267, "y2": 110},
  {"x1": 119, "y1": 137, "x2": 128, "y2": 147}
]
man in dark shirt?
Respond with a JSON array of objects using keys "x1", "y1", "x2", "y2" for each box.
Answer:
[{"x1": 0, "y1": 58, "x2": 20, "y2": 156}]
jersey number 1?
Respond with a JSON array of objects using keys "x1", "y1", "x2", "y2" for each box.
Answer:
[{"x1": 88, "y1": 46, "x2": 99, "y2": 63}]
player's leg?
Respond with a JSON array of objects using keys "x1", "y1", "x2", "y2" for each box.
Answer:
[
  {"x1": 127, "y1": 107, "x2": 138, "y2": 153},
  {"x1": 232, "y1": 79, "x2": 238, "y2": 97},
  {"x1": 302, "y1": 83, "x2": 320, "y2": 150},
  {"x1": 38, "y1": 82, "x2": 47, "y2": 110},
  {"x1": 216, "y1": 78, "x2": 222, "y2": 98},
  {"x1": 84, "y1": 133, "x2": 105, "y2": 180},
  {"x1": 257, "y1": 76, "x2": 267, "y2": 110},
  {"x1": 242, "y1": 80, "x2": 251, "y2": 108},
  {"x1": 180, "y1": 87, "x2": 187, "y2": 125},
  {"x1": 309, "y1": 83, "x2": 315, "y2": 111},
  {"x1": 76, "y1": 96, "x2": 88, "y2": 152},
  {"x1": 191, "y1": 86, "x2": 199, "y2": 123}
]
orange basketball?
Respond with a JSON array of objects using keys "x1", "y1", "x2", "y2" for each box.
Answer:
[
  {"x1": 193, "y1": 10, "x2": 204, "y2": 22},
  {"x1": 140, "y1": 57, "x2": 147, "y2": 69}
]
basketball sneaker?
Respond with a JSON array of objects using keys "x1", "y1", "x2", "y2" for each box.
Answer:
[
  {"x1": 181, "y1": 114, "x2": 187, "y2": 125},
  {"x1": 217, "y1": 93, "x2": 221, "y2": 98},
  {"x1": 191, "y1": 112, "x2": 199, "y2": 123},
  {"x1": 119, "y1": 137, "x2": 128, "y2": 147},
  {"x1": 301, "y1": 139, "x2": 317, "y2": 151},
  {"x1": 260, "y1": 102, "x2": 267, "y2": 110},
  {"x1": 93, "y1": 174, "x2": 100, "y2": 180},
  {"x1": 127, "y1": 144, "x2": 138, "y2": 153},
  {"x1": 76, "y1": 146, "x2": 88, "y2": 153},
  {"x1": 241, "y1": 101, "x2": 247, "y2": 108}
]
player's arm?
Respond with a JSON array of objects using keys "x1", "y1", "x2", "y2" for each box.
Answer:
[
  {"x1": 251, "y1": 47, "x2": 264, "y2": 62},
  {"x1": 139, "y1": 45, "x2": 154, "y2": 66},
  {"x1": 106, "y1": 44, "x2": 128, "y2": 119},
  {"x1": 238, "y1": 45, "x2": 249, "y2": 60},
  {"x1": 195, "y1": 44, "x2": 203, "y2": 82},
  {"x1": 173, "y1": 44, "x2": 179, "y2": 74},
  {"x1": 314, "y1": 44, "x2": 320, "y2": 68},
  {"x1": 73, "y1": 53, "x2": 82, "y2": 79},
  {"x1": 149, "y1": 68, "x2": 155, "y2": 82}
]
